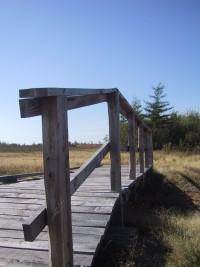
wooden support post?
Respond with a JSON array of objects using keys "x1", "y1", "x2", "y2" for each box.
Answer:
[
  {"x1": 144, "y1": 129, "x2": 150, "y2": 168},
  {"x1": 107, "y1": 91, "x2": 121, "y2": 192},
  {"x1": 139, "y1": 124, "x2": 144, "y2": 173},
  {"x1": 149, "y1": 130, "x2": 153, "y2": 166},
  {"x1": 41, "y1": 96, "x2": 73, "y2": 267},
  {"x1": 128, "y1": 112, "x2": 136, "y2": 180}
]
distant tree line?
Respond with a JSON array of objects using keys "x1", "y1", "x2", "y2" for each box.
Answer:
[
  {"x1": 120, "y1": 83, "x2": 200, "y2": 151},
  {"x1": 0, "y1": 142, "x2": 43, "y2": 152},
  {"x1": 0, "y1": 141, "x2": 102, "y2": 152}
]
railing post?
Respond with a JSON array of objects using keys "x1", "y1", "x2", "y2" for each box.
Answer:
[
  {"x1": 128, "y1": 112, "x2": 136, "y2": 180},
  {"x1": 149, "y1": 130, "x2": 153, "y2": 166},
  {"x1": 144, "y1": 128, "x2": 150, "y2": 168},
  {"x1": 139, "y1": 123, "x2": 144, "y2": 173},
  {"x1": 107, "y1": 91, "x2": 121, "y2": 192},
  {"x1": 41, "y1": 96, "x2": 73, "y2": 267}
]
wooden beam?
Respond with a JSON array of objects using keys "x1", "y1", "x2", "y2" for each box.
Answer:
[
  {"x1": 23, "y1": 206, "x2": 47, "y2": 241},
  {"x1": 144, "y1": 129, "x2": 150, "y2": 168},
  {"x1": 22, "y1": 143, "x2": 110, "y2": 242},
  {"x1": 19, "y1": 87, "x2": 117, "y2": 98},
  {"x1": 139, "y1": 124, "x2": 144, "y2": 173},
  {"x1": 128, "y1": 112, "x2": 136, "y2": 180},
  {"x1": 41, "y1": 96, "x2": 73, "y2": 267},
  {"x1": 20, "y1": 94, "x2": 107, "y2": 118},
  {"x1": 107, "y1": 91, "x2": 121, "y2": 192},
  {"x1": 149, "y1": 130, "x2": 153, "y2": 166},
  {"x1": 70, "y1": 142, "x2": 110, "y2": 195}
]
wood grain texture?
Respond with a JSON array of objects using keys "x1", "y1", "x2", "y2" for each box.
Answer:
[
  {"x1": 0, "y1": 165, "x2": 151, "y2": 267},
  {"x1": 70, "y1": 142, "x2": 110, "y2": 195},
  {"x1": 20, "y1": 94, "x2": 107, "y2": 118},
  {"x1": 144, "y1": 129, "x2": 150, "y2": 168},
  {"x1": 107, "y1": 91, "x2": 121, "y2": 192},
  {"x1": 41, "y1": 96, "x2": 73, "y2": 267},
  {"x1": 139, "y1": 124, "x2": 144, "y2": 173},
  {"x1": 19, "y1": 87, "x2": 117, "y2": 98},
  {"x1": 128, "y1": 112, "x2": 136, "y2": 180}
]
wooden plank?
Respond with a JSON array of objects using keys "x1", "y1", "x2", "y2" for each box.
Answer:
[
  {"x1": 19, "y1": 87, "x2": 117, "y2": 98},
  {"x1": 0, "y1": 192, "x2": 45, "y2": 199},
  {"x1": 0, "y1": 198, "x2": 44, "y2": 204},
  {"x1": 23, "y1": 206, "x2": 47, "y2": 241},
  {"x1": 41, "y1": 96, "x2": 73, "y2": 266},
  {"x1": 0, "y1": 238, "x2": 98, "y2": 254},
  {"x1": 107, "y1": 91, "x2": 121, "y2": 192},
  {"x1": 128, "y1": 112, "x2": 136, "y2": 180},
  {"x1": 0, "y1": 247, "x2": 94, "y2": 267},
  {"x1": 20, "y1": 94, "x2": 107, "y2": 118}
]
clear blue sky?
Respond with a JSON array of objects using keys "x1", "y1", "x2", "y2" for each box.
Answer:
[{"x1": 0, "y1": 0, "x2": 200, "y2": 144}]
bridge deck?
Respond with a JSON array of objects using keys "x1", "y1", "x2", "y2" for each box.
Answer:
[{"x1": 0, "y1": 165, "x2": 150, "y2": 267}]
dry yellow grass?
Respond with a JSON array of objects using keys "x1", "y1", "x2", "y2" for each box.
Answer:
[
  {"x1": 0, "y1": 147, "x2": 117, "y2": 175},
  {"x1": 0, "y1": 152, "x2": 43, "y2": 175},
  {"x1": 154, "y1": 150, "x2": 200, "y2": 207}
]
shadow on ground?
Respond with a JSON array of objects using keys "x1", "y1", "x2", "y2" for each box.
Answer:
[{"x1": 93, "y1": 170, "x2": 199, "y2": 267}]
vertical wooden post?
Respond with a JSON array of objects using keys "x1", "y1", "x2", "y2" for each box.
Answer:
[
  {"x1": 41, "y1": 96, "x2": 73, "y2": 267},
  {"x1": 128, "y1": 112, "x2": 136, "y2": 180},
  {"x1": 139, "y1": 124, "x2": 144, "y2": 173},
  {"x1": 149, "y1": 130, "x2": 153, "y2": 166},
  {"x1": 107, "y1": 91, "x2": 121, "y2": 192},
  {"x1": 144, "y1": 128, "x2": 150, "y2": 168}
]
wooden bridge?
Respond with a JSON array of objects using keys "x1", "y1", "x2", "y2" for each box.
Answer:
[{"x1": 0, "y1": 88, "x2": 153, "y2": 267}]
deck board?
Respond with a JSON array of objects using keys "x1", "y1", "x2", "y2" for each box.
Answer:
[{"x1": 0, "y1": 165, "x2": 150, "y2": 266}]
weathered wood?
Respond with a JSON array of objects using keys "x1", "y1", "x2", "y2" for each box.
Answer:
[
  {"x1": 149, "y1": 130, "x2": 153, "y2": 166},
  {"x1": 19, "y1": 87, "x2": 117, "y2": 98},
  {"x1": 0, "y1": 247, "x2": 94, "y2": 267},
  {"x1": 144, "y1": 129, "x2": 150, "y2": 168},
  {"x1": 20, "y1": 94, "x2": 107, "y2": 118},
  {"x1": 107, "y1": 91, "x2": 121, "y2": 192},
  {"x1": 120, "y1": 144, "x2": 129, "y2": 152},
  {"x1": 70, "y1": 142, "x2": 110, "y2": 195},
  {"x1": 41, "y1": 96, "x2": 73, "y2": 267},
  {"x1": 139, "y1": 124, "x2": 144, "y2": 173},
  {"x1": 128, "y1": 112, "x2": 136, "y2": 180},
  {"x1": 23, "y1": 206, "x2": 47, "y2": 242},
  {"x1": 0, "y1": 165, "x2": 151, "y2": 267}
]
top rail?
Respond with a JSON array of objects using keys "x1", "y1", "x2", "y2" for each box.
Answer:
[{"x1": 19, "y1": 87, "x2": 117, "y2": 98}]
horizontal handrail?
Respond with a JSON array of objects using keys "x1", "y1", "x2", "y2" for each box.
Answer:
[{"x1": 19, "y1": 88, "x2": 150, "y2": 132}]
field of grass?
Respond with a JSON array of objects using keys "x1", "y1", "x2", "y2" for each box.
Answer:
[
  {"x1": 111, "y1": 150, "x2": 200, "y2": 267},
  {"x1": 0, "y1": 146, "x2": 102, "y2": 175},
  {"x1": 0, "y1": 148, "x2": 199, "y2": 266}
]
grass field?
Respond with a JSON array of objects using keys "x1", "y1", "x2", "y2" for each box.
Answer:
[
  {"x1": 0, "y1": 146, "x2": 102, "y2": 175},
  {"x1": 0, "y1": 148, "x2": 199, "y2": 266},
  {"x1": 109, "y1": 151, "x2": 200, "y2": 267}
]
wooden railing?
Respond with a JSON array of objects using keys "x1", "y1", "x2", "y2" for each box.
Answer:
[{"x1": 19, "y1": 88, "x2": 153, "y2": 267}]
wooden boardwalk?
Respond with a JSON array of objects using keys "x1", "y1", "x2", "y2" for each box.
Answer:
[{"x1": 0, "y1": 165, "x2": 150, "y2": 267}]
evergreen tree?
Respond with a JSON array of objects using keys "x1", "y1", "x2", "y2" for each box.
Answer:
[
  {"x1": 132, "y1": 97, "x2": 144, "y2": 119},
  {"x1": 144, "y1": 83, "x2": 173, "y2": 149}
]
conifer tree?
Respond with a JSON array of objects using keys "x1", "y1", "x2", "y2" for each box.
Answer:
[{"x1": 144, "y1": 83, "x2": 173, "y2": 149}]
